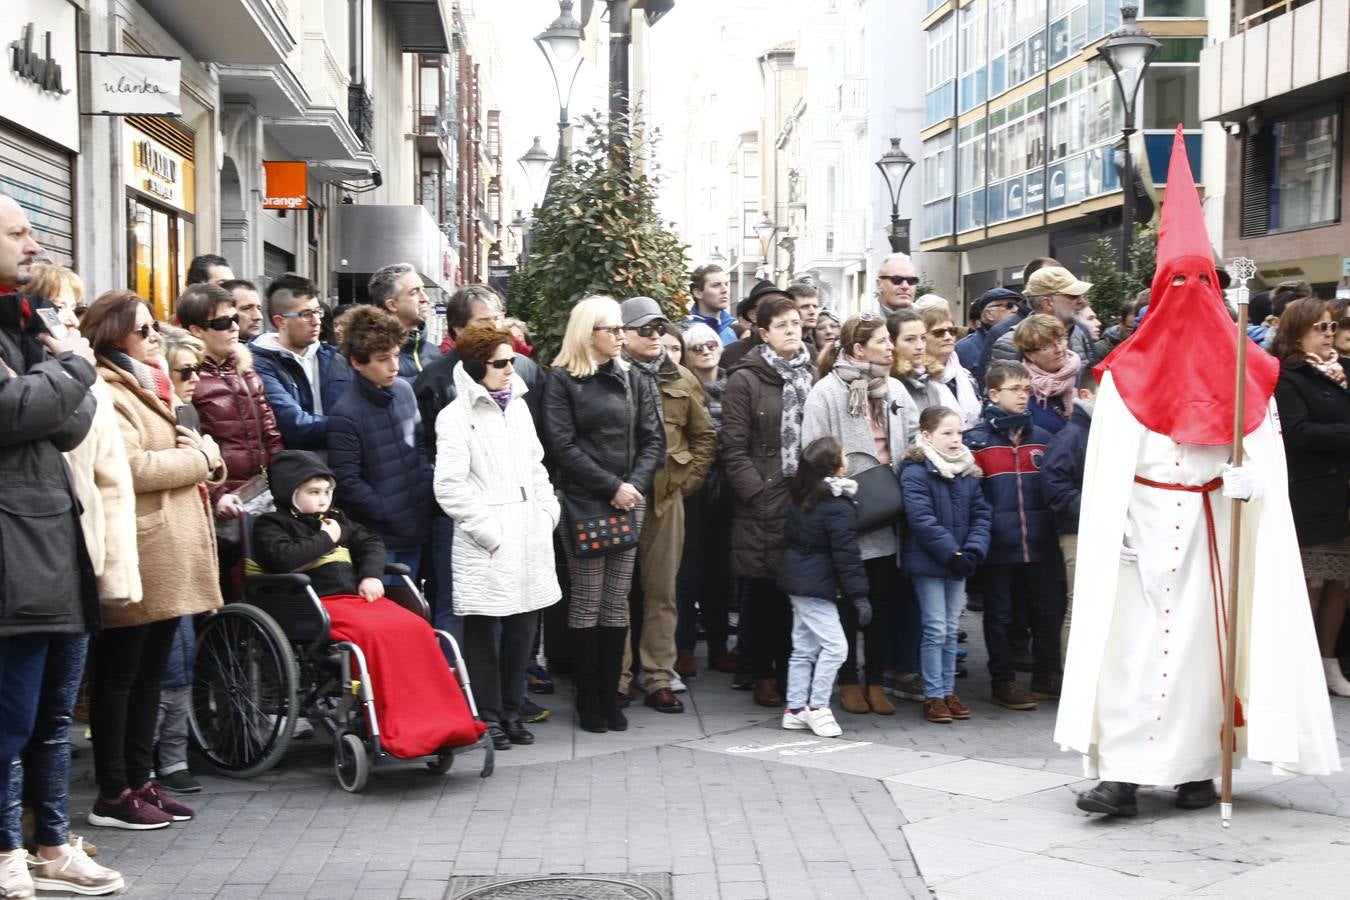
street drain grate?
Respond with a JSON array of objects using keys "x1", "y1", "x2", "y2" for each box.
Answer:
[{"x1": 446, "y1": 873, "x2": 672, "y2": 899}]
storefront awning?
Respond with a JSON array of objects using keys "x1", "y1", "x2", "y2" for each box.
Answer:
[
  {"x1": 333, "y1": 204, "x2": 452, "y2": 291},
  {"x1": 387, "y1": 0, "x2": 451, "y2": 53},
  {"x1": 137, "y1": 0, "x2": 294, "y2": 65}
]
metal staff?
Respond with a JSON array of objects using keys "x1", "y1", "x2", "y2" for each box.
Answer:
[{"x1": 1220, "y1": 256, "x2": 1257, "y2": 828}]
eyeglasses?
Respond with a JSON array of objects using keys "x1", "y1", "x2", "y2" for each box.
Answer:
[
  {"x1": 929, "y1": 326, "x2": 959, "y2": 339},
  {"x1": 625, "y1": 321, "x2": 669, "y2": 338},
  {"x1": 688, "y1": 341, "x2": 720, "y2": 354},
  {"x1": 1313, "y1": 320, "x2": 1341, "y2": 335},
  {"x1": 879, "y1": 275, "x2": 921, "y2": 286},
  {"x1": 486, "y1": 358, "x2": 514, "y2": 370},
  {"x1": 281, "y1": 308, "x2": 324, "y2": 321},
  {"x1": 993, "y1": 385, "x2": 1031, "y2": 395},
  {"x1": 1032, "y1": 337, "x2": 1070, "y2": 352},
  {"x1": 133, "y1": 321, "x2": 161, "y2": 340},
  {"x1": 173, "y1": 365, "x2": 202, "y2": 380},
  {"x1": 204, "y1": 314, "x2": 240, "y2": 331},
  {"x1": 592, "y1": 325, "x2": 625, "y2": 337}
]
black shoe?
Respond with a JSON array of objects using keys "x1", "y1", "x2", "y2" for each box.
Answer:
[
  {"x1": 616, "y1": 689, "x2": 632, "y2": 709},
  {"x1": 501, "y1": 719, "x2": 535, "y2": 745},
  {"x1": 520, "y1": 699, "x2": 550, "y2": 723},
  {"x1": 487, "y1": 722, "x2": 512, "y2": 751},
  {"x1": 1076, "y1": 781, "x2": 1138, "y2": 817},
  {"x1": 1174, "y1": 780, "x2": 1218, "y2": 809},
  {"x1": 957, "y1": 630, "x2": 968, "y2": 643}
]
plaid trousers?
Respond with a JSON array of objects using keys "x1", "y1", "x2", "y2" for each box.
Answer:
[{"x1": 562, "y1": 503, "x2": 646, "y2": 628}]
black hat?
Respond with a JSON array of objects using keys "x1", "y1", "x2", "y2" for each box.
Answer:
[
  {"x1": 972, "y1": 287, "x2": 1023, "y2": 317},
  {"x1": 739, "y1": 280, "x2": 791, "y2": 319}
]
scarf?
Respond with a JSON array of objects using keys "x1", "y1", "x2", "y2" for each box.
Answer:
[
  {"x1": 941, "y1": 352, "x2": 982, "y2": 424},
  {"x1": 824, "y1": 476, "x2": 858, "y2": 497},
  {"x1": 1307, "y1": 351, "x2": 1347, "y2": 388},
  {"x1": 759, "y1": 343, "x2": 814, "y2": 477},
  {"x1": 623, "y1": 346, "x2": 666, "y2": 381},
  {"x1": 1024, "y1": 350, "x2": 1082, "y2": 420},
  {"x1": 832, "y1": 357, "x2": 891, "y2": 425},
  {"x1": 982, "y1": 402, "x2": 1032, "y2": 436},
  {"x1": 698, "y1": 368, "x2": 727, "y2": 432},
  {"x1": 106, "y1": 349, "x2": 173, "y2": 408},
  {"x1": 488, "y1": 386, "x2": 512, "y2": 410},
  {"x1": 920, "y1": 436, "x2": 982, "y2": 480}
]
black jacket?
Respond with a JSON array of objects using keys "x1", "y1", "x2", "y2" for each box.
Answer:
[
  {"x1": 0, "y1": 293, "x2": 99, "y2": 637},
  {"x1": 1275, "y1": 360, "x2": 1350, "y2": 546},
  {"x1": 542, "y1": 360, "x2": 665, "y2": 502},
  {"x1": 1041, "y1": 402, "x2": 1092, "y2": 535},
  {"x1": 778, "y1": 495, "x2": 869, "y2": 604},
  {"x1": 252, "y1": 450, "x2": 387, "y2": 597},
  {"x1": 413, "y1": 348, "x2": 545, "y2": 459}
]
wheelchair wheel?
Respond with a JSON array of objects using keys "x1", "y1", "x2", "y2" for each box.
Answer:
[
  {"x1": 427, "y1": 749, "x2": 454, "y2": 775},
  {"x1": 189, "y1": 604, "x2": 299, "y2": 778},
  {"x1": 334, "y1": 732, "x2": 369, "y2": 793}
]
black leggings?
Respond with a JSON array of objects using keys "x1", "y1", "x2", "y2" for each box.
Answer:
[
  {"x1": 744, "y1": 578, "x2": 791, "y2": 681},
  {"x1": 462, "y1": 613, "x2": 538, "y2": 723},
  {"x1": 89, "y1": 618, "x2": 179, "y2": 798},
  {"x1": 837, "y1": 556, "x2": 896, "y2": 686}
]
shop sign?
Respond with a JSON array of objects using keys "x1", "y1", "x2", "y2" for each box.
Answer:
[
  {"x1": 123, "y1": 125, "x2": 193, "y2": 213},
  {"x1": 262, "y1": 161, "x2": 308, "y2": 209},
  {"x1": 81, "y1": 52, "x2": 181, "y2": 117},
  {"x1": 1, "y1": 1, "x2": 79, "y2": 151}
]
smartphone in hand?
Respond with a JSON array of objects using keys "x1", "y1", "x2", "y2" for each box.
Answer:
[{"x1": 35, "y1": 308, "x2": 68, "y2": 339}]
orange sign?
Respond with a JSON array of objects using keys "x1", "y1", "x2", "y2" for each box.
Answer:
[{"x1": 262, "y1": 161, "x2": 307, "y2": 209}]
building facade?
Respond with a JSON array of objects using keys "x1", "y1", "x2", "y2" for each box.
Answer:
[
  {"x1": 1201, "y1": 0, "x2": 1350, "y2": 293},
  {"x1": 919, "y1": 0, "x2": 1213, "y2": 306}
]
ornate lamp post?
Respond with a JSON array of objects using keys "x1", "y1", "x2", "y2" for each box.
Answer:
[
  {"x1": 1097, "y1": 3, "x2": 1161, "y2": 272},
  {"x1": 517, "y1": 136, "x2": 554, "y2": 209},
  {"x1": 535, "y1": 1, "x2": 585, "y2": 164},
  {"x1": 754, "y1": 212, "x2": 781, "y2": 284},
  {"x1": 875, "y1": 138, "x2": 916, "y2": 254}
]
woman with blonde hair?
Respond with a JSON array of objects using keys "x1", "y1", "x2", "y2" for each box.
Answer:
[
  {"x1": 542, "y1": 296, "x2": 665, "y2": 733},
  {"x1": 160, "y1": 327, "x2": 206, "y2": 407},
  {"x1": 1012, "y1": 313, "x2": 1081, "y2": 435},
  {"x1": 922, "y1": 305, "x2": 982, "y2": 427}
]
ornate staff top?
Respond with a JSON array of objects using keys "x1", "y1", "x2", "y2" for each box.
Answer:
[{"x1": 1225, "y1": 257, "x2": 1257, "y2": 288}]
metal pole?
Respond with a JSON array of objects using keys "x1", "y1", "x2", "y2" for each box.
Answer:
[
  {"x1": 608, "y1": 0, "x2": 631, "y2": 125},
  {"x1": 1120, "y1": 129, "x2": 1134, "y2": 272},
  {"x1": 888, "y1": 210, "x2": 903, "y2": 254}
]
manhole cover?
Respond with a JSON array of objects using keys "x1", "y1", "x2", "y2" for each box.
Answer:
[{"x1": 448, "y1": 874, "x2": 670, "y2": 900}]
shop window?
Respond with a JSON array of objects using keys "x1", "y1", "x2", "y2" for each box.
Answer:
[
  {"x1": 1142, "y1": 0, "x2": 1204, "y2": 16},
  {"x1": 1143, "y1": 68, "x2": 1199, "y2": 130},
  {"x1": 1243, "y1": 106, "x2": 1341, "y2": 237}
]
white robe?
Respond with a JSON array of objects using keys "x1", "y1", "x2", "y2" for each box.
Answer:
[{"x1": 1054, "y1": 372, "x2": 1341, "y2": 783}]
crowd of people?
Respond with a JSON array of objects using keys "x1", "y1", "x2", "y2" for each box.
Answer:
[{"x1": 3, "y1": 172, "x2": 1350, "y2": 897}]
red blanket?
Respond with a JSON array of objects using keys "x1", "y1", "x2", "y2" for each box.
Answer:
[{"x1": 321, "y1": 595, "x2": 486, "y2": 757}]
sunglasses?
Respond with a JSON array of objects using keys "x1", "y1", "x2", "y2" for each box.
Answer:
[
  {"x1": 592, "y1": 325, "x2": 625, "y2": 337},
  {"x1": 1313, "y1": 320, "x2": 1341, "y2": 335},
  {"x1": 929, "y1": 326, "x2": 960, "y2": 339},
  {"x1": 133, "y1": 321, "x2": 161, "y2": 340},
  {"x1": 486, "y1": 358, "x2": 513, "y2": 370},
  {"x1": 689, "y1": 341, "x2": 720, "y2": 354},
  {"x1": 281, "y1": 307, "x2": 324, "y2": 321},
  {"x1": 625, "y1": 321, "x2": 669, "y2": 338},
  {"x1": 173, "y1": 365, "x2": 202, "y2": 380},
  {"x1": 204, "y1": 314, "x2": 240, "y2": 331},
  {"x1": 880, "y1": 275, "x2": 921, "y2": 286}
]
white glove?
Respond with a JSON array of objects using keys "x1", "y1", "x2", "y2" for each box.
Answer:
[{"x1": 1221, "y1": 464, "x2": 1262, "y2": 502}]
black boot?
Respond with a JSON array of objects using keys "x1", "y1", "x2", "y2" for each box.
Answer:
[
  {"x1": 596, "y1": 627, "x2": 630, "y2": 731},
  {"x1": 1075, "y1": 781, "x2": 1139, "y2": 817},
  {"x1": 1175, "y1": 780, "x2": 1218, "y2": 809},
  {"x1": 569, "y1": 627, "x2": 607, "y2": 733}
]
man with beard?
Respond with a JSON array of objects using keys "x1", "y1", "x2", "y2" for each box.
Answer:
[{"x1": 368, "y1": 262, "x2": 441, "y2": 380}]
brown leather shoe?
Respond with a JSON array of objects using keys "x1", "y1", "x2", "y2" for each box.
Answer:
[
  {"x1": 708, "y1": 648, "x2": 738, "y2": 673},
  {"x1": 944, "y1": 694, "x2": 972, "y2": 719},
  {"x1": 644, "y1": 688, "x2": 685, "y2": 713},
  {"x1": 866, "y1": 684, "x2": 896, "y2": 715},
  {"x1": 838, "y1": 683, "x2": 869, "y2": 714},
  {"x1": 992, "y1": 680, "x2": 1038, "y2": 710},
  {"x1": 923, "y1": 697, "x2": 953, "y2": 723},
  {"x1": 674, "y1": 655, "x2": 698, "y2": 677},
  {"x1": 752, "y1": 678, "x2": 783, "y2": 707}
]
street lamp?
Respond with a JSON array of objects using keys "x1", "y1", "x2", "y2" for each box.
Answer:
[
  {"x1": 754, "y1": 212, "x2": 781, "y2": 282},
  {"x1": 518, "y1": 136, "x2": 553, "y2": 208},
  {"x1": 535, "y1": 1, "x2": 585, "y2": 163},
  {"x1": 875, "y1": 137, "x2": 916, "y2": 255},
  {"x1": 1097, "y1": 2, "x2": 1161, "y2": 272}
]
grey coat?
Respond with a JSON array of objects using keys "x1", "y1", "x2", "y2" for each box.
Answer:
[{"x1": 801, "y1": 373, "x2": 916, "y2": 560}]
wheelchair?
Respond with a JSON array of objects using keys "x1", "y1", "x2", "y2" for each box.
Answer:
[{"x1": 187, "y1": 559, "x2": 494, "y2": 792}]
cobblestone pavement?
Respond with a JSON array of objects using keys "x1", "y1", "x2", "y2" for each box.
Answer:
[{"x1": 68, "y1": 609, "x2": 1350, "y2": 899}]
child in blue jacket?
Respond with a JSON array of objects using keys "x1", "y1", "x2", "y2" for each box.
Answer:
[
  {"x1": 901, "y1": 407, "x2": 992, "y2": 724},
  {"x1": 777, "y1": 437, "x2": 871, "y2": 738},
  {"x1": 963, "y1": 360, "x2": 1064, "y2": 712}
]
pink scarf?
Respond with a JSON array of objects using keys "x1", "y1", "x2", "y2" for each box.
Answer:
[
  {"x1": 1024, "y1": 351, "x2": 1082, "y2": 420},
  {"x1": 1307, "y1": 351, "x2": 1347, "y2": 388}
]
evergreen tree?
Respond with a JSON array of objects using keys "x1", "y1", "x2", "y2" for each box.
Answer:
[{"x1": 1082, "y1": 223, "x2": 1157, "y2": 324}]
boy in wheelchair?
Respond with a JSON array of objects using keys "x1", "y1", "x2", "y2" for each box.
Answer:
[{"x1": 251, "y1": 450, "x2": 485, "y2": 758}]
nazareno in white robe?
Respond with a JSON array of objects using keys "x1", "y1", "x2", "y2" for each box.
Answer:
[{"x1": 1054, "y1": 372, "x2": 1341, "y2": 783}]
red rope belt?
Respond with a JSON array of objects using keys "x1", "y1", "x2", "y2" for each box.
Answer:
[{"x1": 1132, "y1": 475, "x2": 1245, "y2": 742}]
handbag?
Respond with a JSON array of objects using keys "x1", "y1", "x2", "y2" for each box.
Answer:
[
  {"x1": 852, "y1": 462, "x2": 904, "y2": 533},
  {"x1": 562, "y1": 494, "x2": 639, "y2": 558}
]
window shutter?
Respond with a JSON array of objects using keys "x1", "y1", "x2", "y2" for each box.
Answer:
[{"x1": 1240, "y1": 128, "x2": 1271, "y2": 238}]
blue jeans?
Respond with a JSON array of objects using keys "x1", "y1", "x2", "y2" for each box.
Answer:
[
  {"x1": 0, "y1": 634, "x2": 52, "y2": 851},
  {"x1": 384, "y1": 547, "x2": 423, "y2": 588},
  {"x1": 914, "y1": 577, "x2": 965, "y2": 699},
  {"x1": 428, "y1": 515, "x2": 463, "y2": 648},
  {"x1": 11, "y1": 635, "x2": 87, "y2": 847},
  {"x1": 786, "y1": 596, "x2": 847, "y2": 710}
]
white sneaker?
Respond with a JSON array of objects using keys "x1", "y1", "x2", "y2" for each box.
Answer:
[
  {"x1": 29, "y1": 838, "x2": 124, "y2": 896},
  {"x1": 781, "y1": 708, "x2": 810, "y2": 730},
  {"x1": 669, "y1": 673, "x2": 687, "y2": 693},
  {"x1": 806, "y1": 707, "x2": 842, "y2": 738},
  {"x1": 0, "y1": 847, "x2": 35, "y2": 900}
]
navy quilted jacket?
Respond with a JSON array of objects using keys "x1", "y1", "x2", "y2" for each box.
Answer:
[
  {"x1": 963, "y1": 412, "x2": 1056, "y2": 565},
  {"x1": 900, "y1": 457, "x2": 992, "y2": 579},
  {"x1": 326, "y1": 373, "x2": 434, "y2": 551}
]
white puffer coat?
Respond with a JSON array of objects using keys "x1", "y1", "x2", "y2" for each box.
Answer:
[{"x1": 434, "y1": 363, "x2": 561, "y2": 616}]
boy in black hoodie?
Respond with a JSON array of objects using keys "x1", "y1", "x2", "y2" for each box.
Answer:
[{"x1": 252, "y1": 450, "x2": 387, "y2": 600}]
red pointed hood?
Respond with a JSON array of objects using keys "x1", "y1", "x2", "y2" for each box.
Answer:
[{"x1": 1097, "y1": 126, "x2": 1277, "y2": 445}]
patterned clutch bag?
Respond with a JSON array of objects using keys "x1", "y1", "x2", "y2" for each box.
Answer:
[{"x1": 562, "y1": 496, "x2": 639, "y2": 558}]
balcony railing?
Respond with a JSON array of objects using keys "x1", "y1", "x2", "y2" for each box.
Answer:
[
  {"x1": 1239, "y1": 0, "x2": 1318, "y2": 31},
  {"x1": 348, "y1": 85, "x2": 374, "y2": 150}
]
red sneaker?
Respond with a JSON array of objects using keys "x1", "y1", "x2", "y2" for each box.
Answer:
[{"x1": 137, "y1": 782, "x2": 194, "y2": 821}]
